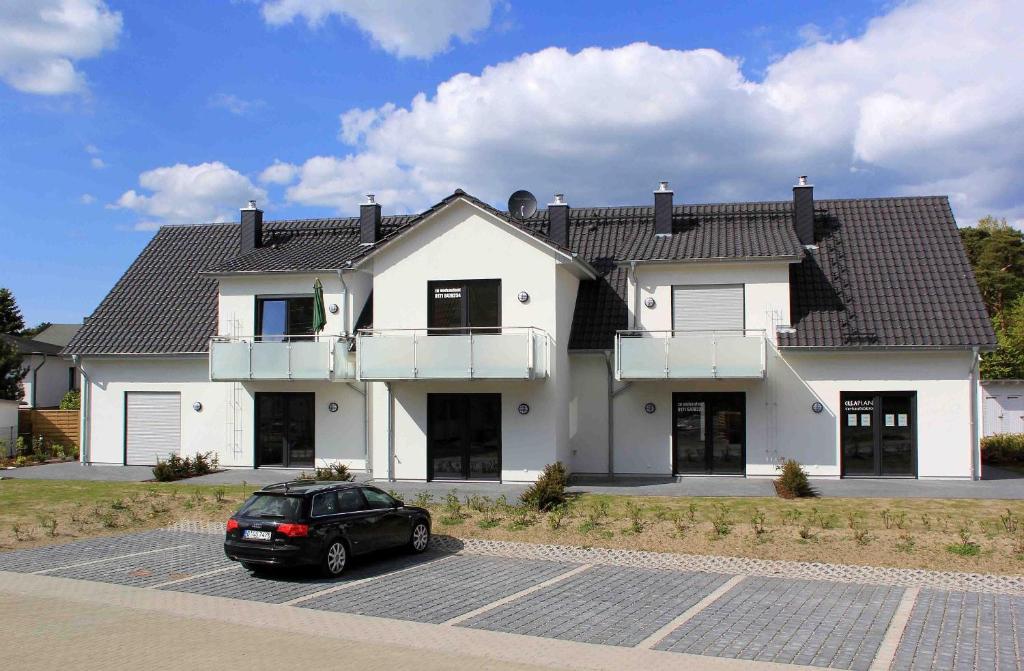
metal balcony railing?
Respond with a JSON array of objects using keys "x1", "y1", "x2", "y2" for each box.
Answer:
[
  {"x1": 355, "y1": 327, "x2": 549, "y2": 380},
  {"x1": 615, "y1": 329, "x2": 766, "y2": 380},
  {"x1": 209, "y1": 335, "x2": 355, "y2": 381}
]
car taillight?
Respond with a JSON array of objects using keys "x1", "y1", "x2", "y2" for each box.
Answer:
[
  {"x1": 276, "y1": 523, "x2": 309, "y2": 538},
  {"x1": 226, "y1": 518, "x2": 239, "y2": 533}
]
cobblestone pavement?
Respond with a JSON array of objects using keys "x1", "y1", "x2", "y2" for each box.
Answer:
[{"x1": 0, "y1": 529, "x2": 1021, "y2": 670}]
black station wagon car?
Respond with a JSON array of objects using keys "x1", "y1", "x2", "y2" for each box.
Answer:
[{"x1": 224, "y1": 481, "x2": 431, "y2": 576}]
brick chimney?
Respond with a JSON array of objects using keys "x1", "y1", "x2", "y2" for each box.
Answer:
[
  {"x1": 360, "y1": 194, "x2": 382, "y2": 244},
  {"x1": 548, "y1": 193, "x2": 569, "y2": 248},
  {"x1": 239, "y1": 200, "x2": 263, "y2": 255},
  {"x1": 654, "y1": 181, "x2": 673, "y2": 236},
  {"x1": 793, "y1": 176, "x2": 814, "y2": 245}
]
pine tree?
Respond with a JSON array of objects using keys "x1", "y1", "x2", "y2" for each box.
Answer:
[
  {"x1": 0, "y1": 288, "x2": 25, "y2": 334},
  {"x1": 0, "y1": 339, "x2": 25, "y2": 401}
]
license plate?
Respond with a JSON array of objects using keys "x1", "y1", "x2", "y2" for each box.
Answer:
[{"x1": 242, "y1": 529, "x2": 272, "y2": 541}]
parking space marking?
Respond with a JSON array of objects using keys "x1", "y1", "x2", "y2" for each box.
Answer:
[
  {"x1": 441, "y1": 563, "x2": 593, "y2": 627},
  {"x1": 29, "y1": 544, "x2": 193, "y2": 575},
  {"x1": 636, "y1": 574, "x2": 745, "y2": 649},
  {"x1": 868, "y1": 586, "x2": 919, "y2": 671},
  {"x1": 147, "y1": 565, "x2": 241, "y2": 589},
  {"x1": 279, "y1": 554, "x2": 459, "y2": 607}
]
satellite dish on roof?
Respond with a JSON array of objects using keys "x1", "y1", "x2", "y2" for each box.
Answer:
[{"x1": 507, "y1": 190, "x2": 538, "y2": 220}]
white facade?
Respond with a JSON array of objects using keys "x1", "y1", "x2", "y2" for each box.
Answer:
[
  {"x1": 20, "y1": 353, "x2": 78, "y2": 408},
  {"x1": 77, "y1": 195, "x2": 984, "y2": 480}
]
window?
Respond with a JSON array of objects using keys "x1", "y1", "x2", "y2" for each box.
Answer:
[
  {"x1": 336, "y1": 489, "x2": 365, "y2": 513},
  {"x1": 238, "y1": 494, "x2": 303, "y2": 520},
  {"x1": 672, "y1": 284, "x2": 744, "y2": 332},
  {"x1": 427, "y1": 280, "x2": 501, "y2": 334},
  {"x1": 361, "y1": 487, "x2": 396, "y2": 510},
  {"x1": 310, "y1": 491, "x2": 337, "y2": 517},
  {"x1": 68, "y1": 366, "x2": 77, "y2": 391},
  {"x1": 256, "y1": 296, "x2": 315, "y2": 340}
]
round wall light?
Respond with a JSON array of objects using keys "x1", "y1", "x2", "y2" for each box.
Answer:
[
  {"x1": 644, "y1": 402, "x2": 656, "y2": 414},
  {"x1": 328, "y1": 402, "x2": 339, "y2": 413},
  {"x1": 328, "y1": 303, "x2": 340, "y2": 314},
  {"x1": 517, "y1": 290, "x2": 530, "y2": 304},
  {"x1": 192, "y1": 401, "x2": 203, "y2": 412},
  {"x1": 517, "y1": 403, "x2": 530, "y2": 415},
  {"x1": 644, "y1": 297, "x2": 656, "y2": 309},
  {"x1": 811, "y1": 401, "x2": 824, "y2": 414}
]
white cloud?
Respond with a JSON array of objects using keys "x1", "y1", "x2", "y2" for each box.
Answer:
[
  {"x1": 0, "y1": 0, "x2": 122, "y2": 95},
  {"x1": 112, "y1": 162, "x2": 267, "y2": 230},
  {"x1": 260, "y1": 0, "x2": 495, "y2": 59},
  {"x1": 796, "y1": 23, "x2": 830, "y2": 45},
  {"x1": 79, "y1": 193, "x2": 95, "y2": 204},
  {"x1": 84, "y1": 143, "x2": 99, "y2": 155},
  {"x1": 259, "y1": 159, "x2": 300, "y2": 185},
  {"x1": 208, "y1": 92, "x2": 265, "y2": 116},
  {"x1": 90, "y1": 156, "x2": 106, "y2": 169},
  {"x1": 278, "y1": 0, "x2": 1024, "y2": 225}
]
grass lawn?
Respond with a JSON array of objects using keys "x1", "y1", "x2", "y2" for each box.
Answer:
[{"x1": 1, "y1": 479, "x2": 1023, "y2": 575}]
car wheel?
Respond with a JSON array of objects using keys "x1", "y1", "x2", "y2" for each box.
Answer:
[
  {"x1": 408, "y1": 521, "x2": 430, "y2": 553},
  {"x1": 321, "y1": 540, "x2": 347, "y2": 577}
]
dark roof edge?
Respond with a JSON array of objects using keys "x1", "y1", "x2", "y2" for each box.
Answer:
[
  {"x1": 200, "y1": 267, "x2": 349, "y2": 277},
  {"x1": 617, "y1": 254, "x2": 801, "y2": 267},
  {"x1": 778, "y1": 345, "x2": 994, "y2": 353},
  {"x1": 66, "y1": 351, "x2": 209, "y2": 359}
]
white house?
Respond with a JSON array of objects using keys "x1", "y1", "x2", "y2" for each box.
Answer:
[
  {"x1": 2, "y1": 324, "x2": 81, "y2": 408},
  {"x1": 66, "y1": 179, "x2": 995, "y2": 480}
]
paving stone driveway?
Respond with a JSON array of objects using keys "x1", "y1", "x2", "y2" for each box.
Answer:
[{"x1": 0, "y1": 530, "x2": 1020, "y2": 670}]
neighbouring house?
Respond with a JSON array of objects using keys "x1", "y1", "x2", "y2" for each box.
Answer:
[
  {"x1": 981, "y1": 380, "x2": 1024, "y2": 436},
  {"x1": 2, "y1": 323, "x2": 81, "y2": 408},
  {"x1": 65, "y1": 179, "x2": 995, "y2": 480}
]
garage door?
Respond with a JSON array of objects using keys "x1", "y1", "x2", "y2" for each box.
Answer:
[{"x1": 125, "y1": 392, "x2": 181, "y2": 465}]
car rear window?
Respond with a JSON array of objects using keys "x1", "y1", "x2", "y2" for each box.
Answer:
[{"x1": 238, "y1": 494, "x2": 303, "y2": 520}]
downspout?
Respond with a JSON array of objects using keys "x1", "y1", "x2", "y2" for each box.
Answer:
[
  {"x1": 29, "y1": 353, "x2": 48, "y2": 408},
  {"x1": 336, "y1": 269, "x2": 350, "y2": 336},
  {"x1": 604, "y1": 352, "x2": 632, "y2": 479},
  {"x1": 345, "y1": 381, "x2": 370, "y2": 475},
  {"x1": 73, "y1": 355, "x2": 89, "y2": 463},
  {"x1": 970, "y1": 346, "x2": 981, "y2": 481},
  {"x1": 629, "y1": 261, "x2": 639, "y2": 329},
  {"x1": 385, "y1": 381, "x2": 394, "y2": 482}
]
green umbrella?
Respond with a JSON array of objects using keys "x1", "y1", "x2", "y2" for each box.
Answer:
[{"x1": 312, "y1": 278, "x2": 327, "y2": 334}]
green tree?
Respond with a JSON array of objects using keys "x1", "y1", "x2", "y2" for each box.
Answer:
[
  {"x1": 959, "y1": 217, "x2": 1024, "y2": 326},
  {"x1": 981, "y1": 294, "x2": 1024, "y2": 379},
  {"x1": 21, "y1": 321, "x2": 51, "y2": 338},
  {"x1": 0, "y1": 339, "x2": 26, "y2": 401},
  {"x1": 0, "y1": 288, "x2": 25, "y2": 335}
]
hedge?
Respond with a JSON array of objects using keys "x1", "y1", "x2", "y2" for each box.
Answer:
[{"x1": 980, "y1": 433, "x2": 1024, "y2": 464}]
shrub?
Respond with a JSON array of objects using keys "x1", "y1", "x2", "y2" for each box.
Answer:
[
  {"x1": 520, "y1": 461, "x2": 569, "y2": 512},
  {"x1": 774, "y1": 459, "x2": 818, "y2": 498},
  {"x1": 981, "y1": 433, "x2": 1024, "y2": 464},
  {"x1": 59, "y1": 390, "x2": 80, "y2": 410},
  {"x1": 711, "y1": 504, "x2": 733, "y2": 537},
  {"x1": 947, "y1": 523, "x2": 981, "y2": 556},
  {"x1": 152, "y1": 451, "x2": 219, "y2": 482},
  {"x1": 750, "y1": 509, "x2": 769, "y2": 539},
  {"x1": 547, "y1": 504, "x2": 569, "y2": 530},
  {"x1": 624, "y1": 501, "x2": 645, "y2": 534}
]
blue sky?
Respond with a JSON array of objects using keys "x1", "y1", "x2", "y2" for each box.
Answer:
[{"x1": 1, "y1": 0, "x2": 1021, "y2": 326}]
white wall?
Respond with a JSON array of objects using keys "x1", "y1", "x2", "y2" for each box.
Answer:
[
  {"x1": 20, "y1": 354, "x2": 76, "y2": 408},
  {"x1": 218, "y1": 273, "x2": 357, "y2": 337},
  {"x1": 81, "y1": 357, "x2": 367, "y2": 468},
  {"x1": 366, "y1": 199, "x2": 583, "y2": 482},
  {"x1": 569, "y1": 353, "x2": 609, "y2": 473},
  {"x1": 0, "y1": 399, "x2": 18, "y2": 453},
  {"x1": 629, "y1": 261, "x2": 793, "y2": 339}
]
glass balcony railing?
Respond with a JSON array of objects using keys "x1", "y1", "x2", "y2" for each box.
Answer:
[
  {"x1": 615, "y1": 330, "x2": 766, "y2": 380},
  {"x1": 355, "y1": 327, "x2": 549, "y2": 380},
  {"x1": 209, "y1": 336, "x2": 354, "y2": 381}
]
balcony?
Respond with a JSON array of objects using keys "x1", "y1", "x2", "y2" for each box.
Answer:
[
  {"x1": 615, "y1": 330, "x2": 766, "y2": 380},
  {"x1": 355, "y1": 327, "x2": 549, "y2": 381},
  {"x1": 209, "y1": 336, "x2": 355, "y2": 381}
]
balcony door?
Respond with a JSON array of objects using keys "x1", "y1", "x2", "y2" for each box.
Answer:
[
  {"x1": 427, "y1": 279, "x2": 500, "y2": 334},
  {"x1": 257, "y1": 296, "x2": 314, "y2": 341},
  {"x1": 427, "y1": 393, "x2": 501, "y2": 480},
  {"x1": 255, "y1": 392, "x2": 315, "y2": 468},
  {"x1": 673, "y1": 392, "x2": 745, "y2": 475},
  {"x1": 841, "y1": 392, "x2": 916, "y2": 477}
]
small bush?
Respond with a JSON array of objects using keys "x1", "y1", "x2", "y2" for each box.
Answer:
[
  {"x1": 547, "y1": 504, "x2": 569, "y2": 530},
  {"x1": 981, "y1": 433, "x2": 1024, "y2": 465},
  {"x1": 895, "y1": 534, "x2": 916, "y2": 553},
  {"x1": 853, "y1": 528, "x2": 872, "y2": 545},
  {"x1": 411, "y1": 491, "x2": 433, "y2": 508},
  {"x1": 711, "y1": 504, "x2": 733, "y2": 537},
  {"x1": 59, "y1": 390, "x2": 81, "y2": 410},
  {"x1": 774, "y1": 459, "x2": 818, "y2": 498},
  {"x1": 999, "y1": 509, "x2": 1019, "y2": 534},
  {"x1": 750, "y1": 509, "x2": 770, "y2": 539},
  {"x1": 624, "y1": 501, "x2": 645, "y2": 534},
  {"x1": 152, "y1": 451, "x2": 219, "y2": 482},
  {"x1": 947, "y1": 523, "x2": 981, "y2": 556},
  {"x1": 521, "y1": 462, "x2": 569, "y2": 512}
]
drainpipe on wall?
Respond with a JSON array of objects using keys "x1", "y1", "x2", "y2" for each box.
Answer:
[
  {"x1": 385, "y1": 381, "x2": 394, "y2": 482},
  {"x1": 336, "y1": 269, "x2": 350, "y2": 336},
  {"x1": 29, "y1": 353, "x2": 48, "y2": 408},
  {"x1": 603, "y1": 352, "x2": 632, "y2": 480},
  {"x1": 629, "y1": 261, "x2": 639, "y2": 330},
  {"x1": 73, "y1": 355, "x2": 89, "y2": 463},
  {"x1": 970, "y1": 346, "x2": 981, "y2": 481},
  {"x1": 345, "y1": 381, "x2": 370, "y2": 474}
]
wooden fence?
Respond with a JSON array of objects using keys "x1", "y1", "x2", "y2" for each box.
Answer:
[{"x1": 18, "y1": 409, "x2": 80, "y2": 448}]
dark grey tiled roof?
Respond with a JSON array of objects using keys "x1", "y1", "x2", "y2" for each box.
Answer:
[
  {"x1": 66, "y1": 192, "x2": 993, "y2": 355},
  {"x1": 777, "y1": 197, "x2": 995, "y2": 349},
  {"x1": 1, "y1": 333, "x2": 65, "y2": 356}
]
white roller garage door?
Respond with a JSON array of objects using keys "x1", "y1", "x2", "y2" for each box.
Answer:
[{"x1": 125, "y1": 392, "x2": 181, "y2": 465}]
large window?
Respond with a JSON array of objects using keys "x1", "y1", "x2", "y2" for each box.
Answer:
[
  {"x1": 840, "y1": 391, "x2": 916, "y2": 477},
  {"x1": 427, "y1": 280, "x2": 501, "y2": 334},
  {"x1": 256, "y1": 296, "x2": 314, "y2": 340}
]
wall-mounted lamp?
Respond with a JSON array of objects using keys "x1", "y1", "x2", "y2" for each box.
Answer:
[
  {"x1": 328, "y1": 303, "x2": 340, "y2": 314},
  {"x1": 192, "y1": 401, "x2": 203, "y2": 412},
  {"x1": 517, "y1": 291, "x2": 530, "y2": 304},
  {"x1": 644, "y1": 402, "x2": 656, "y2": 414},
  {"x1": 517, "y1": 403, "x2": 530, "y2": 415},
  {"x1": 811, "y1": 402, "x2": 824, "y2": 414},
  {"x1": 644, "y1": 297, "x2": 656, "y2": 309},
  {"x1": 328, "y1": 402, "x2": 339, "y2": 413}
]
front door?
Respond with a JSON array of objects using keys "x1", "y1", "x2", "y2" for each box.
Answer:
[
  {"x1": 841, "y1": 392, "x2": 916, "y2": 477},
  {"x1": 673, "y1": 392, "x2": 745, "y2": 475},
  {"x1": 427, "y1": 393, "x2": 501, "y2": 480},
  {"x1": 255, "y1": 392, "x2": 315, "y2": 468}
]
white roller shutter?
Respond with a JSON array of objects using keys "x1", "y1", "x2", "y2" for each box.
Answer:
[
  {"x1": 125, "y1": 392, "x2": 181, "y2": 465},
  {"x1": 672, "y1": 284, "x2": 744, "y2": 332}
]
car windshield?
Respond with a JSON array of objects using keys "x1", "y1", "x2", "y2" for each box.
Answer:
[{"x1": 237, "y1": 494, "x2": 303, "y2": 520}]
